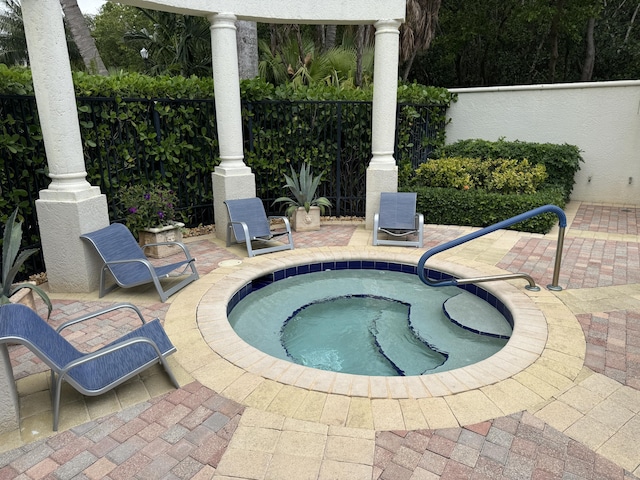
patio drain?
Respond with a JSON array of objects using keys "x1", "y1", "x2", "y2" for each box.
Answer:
[{"x1": 219, "y1": 259, "x2": 243, "y2": 267}]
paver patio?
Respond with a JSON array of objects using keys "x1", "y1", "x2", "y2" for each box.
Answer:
[{"x1": 1, "y1": 200, "x2": 639, "y2": 479}]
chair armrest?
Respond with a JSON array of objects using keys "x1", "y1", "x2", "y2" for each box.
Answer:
[
  {"x1": 228, "y1": 220, "x2": 251, "y2": 242},
  {"x1": 268, "y1": 216, "x2": 292, "y2": 231},
  {"x1": 57, "y1": 302, "x2": 148, "y2": 333},
  {"x1": 60, "y1": 336, "x2": 165, "y2": 375},
  {"x1": 104, "y1": 257, "x2": 156, "y2": 269}
]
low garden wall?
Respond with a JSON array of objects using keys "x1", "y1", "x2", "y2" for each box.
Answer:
[{"x1": 446, "y1": 80, "x2": 640, "y2": 205}]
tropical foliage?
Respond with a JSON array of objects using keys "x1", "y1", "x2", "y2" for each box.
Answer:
[
  {"x1": 0, "y1": 0, "x2": 83, "y2": 69},
  {"x1": 0, "y1": 208, "x2": 51, "y2": 318},
  {"x1": 272, "y1": 164, "x2": 332, "y2": 216},
  {"x1": 412, "y1": 0, "x2": 639, "y2": 87},
  {"x1": 123, "y1": 9, "x2": 212, "y2": 77}
]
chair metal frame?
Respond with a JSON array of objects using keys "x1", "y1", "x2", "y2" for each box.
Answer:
[
  {"x1": 224, "y1": 197, "x2": 294, "y2": 257},
  {"x1": 373, "y1": 192, "x2": 424, "y2": 248},
  {"x1": 0, "y1": 303, "x2": 179, "y2": 430},
  {"x1": 80, "y1": 223, "x2": 199, "y2": 302}
]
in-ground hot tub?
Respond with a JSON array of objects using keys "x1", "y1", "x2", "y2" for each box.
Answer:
[
  {"x1": 228, "y1": 266, "x2": 513, "y2": 376},
  {"x1": 196, "y1": 248, "x2": 550, "y2": 399}
]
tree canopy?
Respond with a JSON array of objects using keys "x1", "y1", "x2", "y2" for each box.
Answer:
[
  {"x1": 411, "y1": 0, "x2": 640, "y2": 87},
  {"x1": 1, "y1": 0, "x2": 638, "y2": 87}
]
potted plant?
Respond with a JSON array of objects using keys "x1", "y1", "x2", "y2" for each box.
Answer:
[
  {"x1": 273, "y1": 163, "x2": 332, "y2": 232},
  {"x1": 119, "y1": 184, "x2": 185, "y2": 258},
  {"x1": 1, "y1": 208, "x2": 52, "y2": 319}
]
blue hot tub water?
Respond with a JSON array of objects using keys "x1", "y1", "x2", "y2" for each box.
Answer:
[{"x1": 227, "y1": 263, "x2": 513, "y2": 376}]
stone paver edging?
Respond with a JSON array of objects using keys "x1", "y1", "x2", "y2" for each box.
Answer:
[{"x1": 165, "y1": 246, "x2": 586, "y2": 432}]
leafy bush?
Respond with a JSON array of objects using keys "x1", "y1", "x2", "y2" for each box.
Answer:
[
  {"x1": 119, "y1": 184, "x2": 184, "y2": 235},
  {"x1": 413, "y1": 157, "x2": 547, "y2": 194},
  {"x1": 0, "y1": 67, "x2": 454, "y2": 277},
  {"x1": 411, "y1": 186, "x2": 565, "y2": 233},
  {"x1": 431, "y1": 138, "x2": 582, "y2": 200}
]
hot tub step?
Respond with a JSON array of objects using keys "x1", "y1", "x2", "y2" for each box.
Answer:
[{"x1": 443, "y1": 294, "x2": 512, "y2": 339}]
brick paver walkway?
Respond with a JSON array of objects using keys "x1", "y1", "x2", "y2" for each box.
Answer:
[
  {"x1": 0, "y1": 382, "x2": 243, "y2": 480},
  {"x1": 498, "y1": 237, "x2": 640, "y2": 289},
  {"x1": 2, "y1": 202, "x2": 640, "y2": 479},
  {"x1": 570, "y1": 205, "x2": 640, "y2": 235}
]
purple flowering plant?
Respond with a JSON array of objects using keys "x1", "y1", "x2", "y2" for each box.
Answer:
[{"x1": 119, "y1": 184, "x2": 182, "y2": 234}]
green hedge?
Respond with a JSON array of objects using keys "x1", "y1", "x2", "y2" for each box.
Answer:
[
  {"x1": 411, "y1": 186, "x2": 565, "y2": 233},
  {"x1": 414, "y1": 157, "x2": 548, "y2": 194},
  {"x1": 0, "y1": 66, "x2": 454, "y2": 255},
  {"x1": 431, "y1": 138, "x2": 583, "y2": 200}
]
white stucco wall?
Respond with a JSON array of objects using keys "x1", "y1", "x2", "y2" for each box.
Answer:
[{"x1": 445, "y1": 81, "x2": 640, "y2": 205}]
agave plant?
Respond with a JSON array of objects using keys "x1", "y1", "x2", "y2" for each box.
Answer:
[
  {"x1": 1, "y1": 208, "x2": 52, "y2": 318},
  {"x1": 273, "y1": 163, "x2": 332, "y2": 217}
]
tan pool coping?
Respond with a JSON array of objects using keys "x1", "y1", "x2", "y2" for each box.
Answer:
[{"x1": 166, "y1": 243, "x2": 583, "y2": 433}]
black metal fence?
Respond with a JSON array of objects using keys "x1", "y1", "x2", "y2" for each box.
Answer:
[{"x1": 0, "y1": 94, "x2": 447, "y2": 277}]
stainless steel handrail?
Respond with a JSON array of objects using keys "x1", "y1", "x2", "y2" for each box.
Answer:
[{"x1": 417, "y1": 204, "x2": 567, "y2": 291}]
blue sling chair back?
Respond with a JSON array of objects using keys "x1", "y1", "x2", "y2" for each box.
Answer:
[
  {"x1": 373, "y1": 192, "x2": 424, "y2": 248},
  {"x1": 224, "y1": 197, "x2": 294, "y2": 257},
  {"x1": 0, "y1": 303, "x2": 179, "y2": 431},
  {"x1": 80, "y1": 223, "x2": 199, "y2": 302}
]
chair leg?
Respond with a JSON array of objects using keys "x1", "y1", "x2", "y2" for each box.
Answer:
[
  {"x1": 416, "y1": 213, "x2": 424, "y2": 248},
  {"x1": 159, "y1": 356, "x2": 181, "y2": 389},
  {"x1": 52, "y1": 374, "x2": 64, "y2": 431},
  {"x1": 373, "y1": 213, "x2": 380, "y2": 246},
  {"x1": 226, "y1": 224, "x2": 233, "y2": 247},
  {"x1": 99, "y1": 265, "x2": 118, "y2": 298}
]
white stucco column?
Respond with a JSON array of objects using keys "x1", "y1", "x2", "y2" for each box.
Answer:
[
  {"x1": 22, "y1": 0, "x2": 109, "y2": 292},
  {"x1": 365, "y1": 19, "x2": 401, "y2": 229},
  {"x1": 208, "y1": 12, "x2": 256, "y2": 241}
]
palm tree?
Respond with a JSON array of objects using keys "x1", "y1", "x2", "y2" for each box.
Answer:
[
  {"x1": 59, "y1": 0, "x2": 108, "y2": 75},
  {"x1": 399, "y1": 0, "x2": 442, "y2": 81},
  {"x1": 0, "y1": 0, "x2": 28, "y2": 66},
  {"x1": 125, "y1": 10, "x2": 212, "y2": 77},
  {"x1": 237, "y1": 20, "x2": 258, "y2": 79},
  {"x1": 0, "y1": 0, "x2": 83, "y2": 69},
  {"x1": 259, "y1": 36, "x2": 370, "y2": 87}
]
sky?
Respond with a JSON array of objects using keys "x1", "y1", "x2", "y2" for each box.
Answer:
[{"x1": 78, "y1": 0, "x2": 108, "y2": 15}]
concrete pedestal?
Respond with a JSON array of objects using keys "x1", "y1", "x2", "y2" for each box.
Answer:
[
  {"x1": 36, "y1": 192, "x2": 109, "y2": 293},
  {"x1": 365, "y1": 165, "x2": 398, "y2": 229},
  {"x1": 212, "y1": 169, "x2": 256, "y2": 242}
]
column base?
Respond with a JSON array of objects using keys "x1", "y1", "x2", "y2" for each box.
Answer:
[
  {"x1": 212, "y1": 171, "x2": 256, "y2": 241},
  {"x1": 366, "y1": 165, "x2": 398, "y2": 230},
  {"x1": 36, "y1": 191, "x2": 109, "y2": 293}
]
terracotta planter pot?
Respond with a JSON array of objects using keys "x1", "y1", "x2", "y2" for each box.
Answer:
[
  {"x1": 291, "y1": 206, "x2": 321, "y2": 232},
  {"x1": 138, "y1": 222, "x2": 185, "y2": 259}
]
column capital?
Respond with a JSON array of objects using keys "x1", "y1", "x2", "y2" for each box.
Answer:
[
  {"x1": 374, "y1": 19, "x2": 402, "y2": 34},
  {"x1": 207, "y1": 12, "x2": 237, "y2": 28}
]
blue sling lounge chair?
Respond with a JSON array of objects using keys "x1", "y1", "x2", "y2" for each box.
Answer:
[
  {"x1": 80, "y1": 223, "x2": 199, "y2": 302},
  {"x1": 0, "y1": 303, "x2": 179, "y2": 431},
  {"x1": 224, "y1": 197, "x2": 294, "y2": 257},
  {"x1": 373, "y1": 192, "x2": 424, "y2": 248}
]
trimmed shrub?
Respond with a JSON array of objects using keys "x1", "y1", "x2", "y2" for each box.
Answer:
[
  {"x1": 431, "y1": 138, "x2": 582, "y2": 199},
  {"x1": 414, "y1": 157, "x2": 547, "y2": 194},
  {"x1": 411, "y1": 186, "x2": 565, "y2": 233}
]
